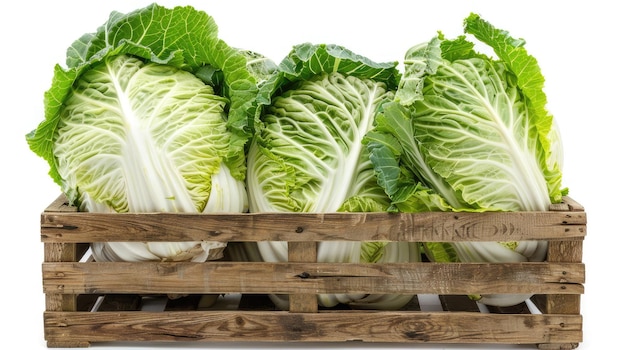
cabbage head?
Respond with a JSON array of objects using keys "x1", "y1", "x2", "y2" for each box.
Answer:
[
  {"x1": 26, "y1": 4, "x2": 265, "y2": 262},
  {"x1": 365, "y1": 14, "x2": 566, "y2": 306},
  {"x1": 245, "y1": 43, "x2": 420, "y2": 309}
]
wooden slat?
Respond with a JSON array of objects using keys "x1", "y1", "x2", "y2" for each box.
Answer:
[
  {"x1": 43, "y1": 195, "x2": 76, "y2": 212},
  {"x1": 559, "y1": 197, "x2": 585, "y2": 212},
  {"x1": 42, "y1": 261, "x2": 584, "y2": 295},
  {"x1": 288, "y1": 242, "x2": 318, "y2": 313},
  {"x1": 43, "y1": 310, "x2": 582, "y2": 344},
  {"x1": 40, "y1": 203, "x2": 586, "y2": 243},
  {"x1": 288, "y1": 242, "x2": 317, "y2": 262}
]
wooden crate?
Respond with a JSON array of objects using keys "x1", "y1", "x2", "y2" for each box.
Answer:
[{"x1": 41, "y1": 195, "x2": 585, "y2": 349}]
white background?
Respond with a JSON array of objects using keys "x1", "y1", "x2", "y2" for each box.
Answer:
[{"x1": 1, "y1": 0, "x2": 621, "y2": 349}]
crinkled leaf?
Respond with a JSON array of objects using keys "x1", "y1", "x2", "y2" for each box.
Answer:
[{"x1": 27, "y1": 4, "x2": 259, "y2": 186}]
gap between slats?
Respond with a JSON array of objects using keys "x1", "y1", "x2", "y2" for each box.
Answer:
[{"x1": 81, "y1": 293, "x2": 542, "y2": 315}]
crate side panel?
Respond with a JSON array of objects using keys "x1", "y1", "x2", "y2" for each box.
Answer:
[{"x1": 40, "y1": 195, "x2": 586, "y2": 348}]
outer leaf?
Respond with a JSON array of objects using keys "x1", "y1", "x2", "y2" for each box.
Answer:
[
  {"x1": 395, "y1": 36, "x2": 442, "y2": 106},
  {"x1": 27, "y1": 4, "x2": 258, "y2": 186},
  {"x1": 464, "y1": 13, "x2": 562, "y2": 203},
  {"x1": 282, "y1": 43, "x2": 399, "y2": 87},
  {"x1": 248, "y1": 72, "x2": 393, "y2": 213},
  {"x1": 410, "y1": 57, "x2": 552, "y2": 211},
  {"x1": 365, "y1": 101, "x2": 467, "y2": 210},
  {"x1": 257, "y1": 43, "x2": 399, "y2": 122},
  {"x1": 52, "y1": 55, "x2": 234, "y2": 212},
  {"x1": 64, "y1": 5, "x2": 213, "y2": 69}
]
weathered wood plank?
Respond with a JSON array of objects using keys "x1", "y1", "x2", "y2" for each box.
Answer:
[
  {"x1": 40, "y1": 197, "x2": 586, "y2": 243},
  {"x1": 43, "y1": 194, "x2": 76, "y2": 213},
  {"x1": 43, "y1": 310, "x2": 582, "y2": 344},
  {"x1": 44, "y1": 243, "x2": 79, "y2": 312},
  {"x1": 42, "y1": 261, "x2": 584, "y2": 295},
  {"x1": 288, "y1": 242, "x2": 318, "y2": 313},
  {"x1": 559, "y1": 197, "x2": 584, "y2": 212}
]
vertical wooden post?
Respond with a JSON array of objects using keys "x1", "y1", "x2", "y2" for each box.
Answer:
[
  {"x1": 44, "y1": 242, "x2": 80, "y2": 312},
  {"x1": 533, "y1": 198, "x2": 585, "y2": 315},
  {"x1": 42, "y1": 197, "x2": 82, "y2": 313},
  {"x1": 288, "y1": 241, "x2": 318, "y2": 313},
  {"x1": 44, "y1": 242, "x2": 91, "y2": 347},
  {"x1": 42, "y1": 196, "x2": 91, "y2": 347},
  {"x1": 534, "y1": 198, "x2": 585, "y2": 350},
  {"x1": 534, "y1": 240, "x2": 583, "y2": 315}
]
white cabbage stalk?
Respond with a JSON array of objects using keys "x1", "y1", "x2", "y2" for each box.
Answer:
[{"x1": 89, "y1": 163, "x2": 248, "y2": 262}]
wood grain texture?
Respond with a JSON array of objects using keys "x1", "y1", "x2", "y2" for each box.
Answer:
[
  {"x1": 43, "y1": 310, "x2": 582, "y2": 344},
  {"x1": 39, "y1": 195, "x2": 586, "y2": 349},
  {"x1": 288, "y1": 242, "x2": 318, "y2": 313},
  {"x1": 42, "y1": 261, "x2": 584, "y2": 295},
  {"x1": 40, "y1": 196, "x2": 586, "y2": 243},
  {"x1": 44, "y1": 243, "x2": 79, "y2": 313}
]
